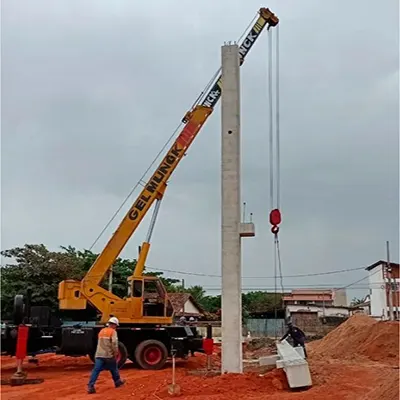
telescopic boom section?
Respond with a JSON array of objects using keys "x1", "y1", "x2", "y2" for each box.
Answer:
[{"x1": 80, "y1": 7, "x2": 278, "y2": 288}]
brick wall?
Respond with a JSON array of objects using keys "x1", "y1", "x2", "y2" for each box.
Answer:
[{"x1": 291, "y1": 312, "x2": 347, "y2": 336}]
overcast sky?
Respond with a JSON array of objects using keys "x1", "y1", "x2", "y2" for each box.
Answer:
[{"x1": 1, "y1": 0, "x2": 399, "y2": 301}]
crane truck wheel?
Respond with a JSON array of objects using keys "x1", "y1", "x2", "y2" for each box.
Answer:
[
  {"x1": 134, "y1": 339, "x2": 168, "y2": 370},
  {"x1": 88, "y1": 342, "x2": 128, "y2": 369},
  {"x1": 13, "y1": 295, "x2": 25, "y2": 325}
]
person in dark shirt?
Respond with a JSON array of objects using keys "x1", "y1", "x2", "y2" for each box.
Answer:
[{"x1": 280, "y1": 321, "x2": 307, "y2": 358}]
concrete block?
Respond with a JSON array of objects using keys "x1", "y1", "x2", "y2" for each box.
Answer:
[
  {"x1": 259, "y1": 354, "x2": 279, "y2": 366},
  {"x1": 294, "y1": 346, "x2": 305, "y2": 359},
  {"x1": 276, "y1": 340, "x2": 312, "y2": 389},
  {"x1": 239, "y1": 222, "x2": 255, "y2": 237}
]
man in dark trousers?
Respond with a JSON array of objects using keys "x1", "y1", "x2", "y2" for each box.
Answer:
[
  {"x1": 87, "y1": 317, "x2": 126, "y2": 394},
  {"x1": 280, "y1": 321, "x2": 307, "y2": 358}
]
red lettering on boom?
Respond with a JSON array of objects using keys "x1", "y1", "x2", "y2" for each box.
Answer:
[{"x1": 177, "y1": 122, "x2": 197, "y2": 146}]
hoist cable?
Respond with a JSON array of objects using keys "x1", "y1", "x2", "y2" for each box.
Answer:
[
  {"x1": 268, "y1": 30, "x2": 274, "y2": 211},
  {"x1": 275, "y1": 235, "x2": 284, "y2": 294},
  {"x1": 268, "y1": 26, "x2": 285, "y2": 330},
  {"x1": 273, "y1": 237, "x2": 278, "y2": 339},
  {"x1": 275, "y1": 25, "x2": 281, "y2": 209},
  {"x1": 274, "y1": 26, "x2": 284, "y2": 296}
]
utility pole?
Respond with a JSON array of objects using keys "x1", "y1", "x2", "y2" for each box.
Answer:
[
  {"x1": 386, "y1": 241, "x2": 394, "y2": 321},
  {"x1": 221, "y1": 43, "x2": 243, "y2": 374},
  {"x1": 220, "y1": 42, "x2": 256, "y2": 374}
]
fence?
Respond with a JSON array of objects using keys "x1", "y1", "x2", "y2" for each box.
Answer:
[{"x1": 245, "y1": 318, "x2": 285, "y2": 338}]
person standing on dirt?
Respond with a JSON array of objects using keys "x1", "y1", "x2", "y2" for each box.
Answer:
[
  {"x1": 280, "y1": 321, "x2": 307, "y2": 358},
  {"x1": 87, "y1": 317, "x2": 126, "y2": 394}
]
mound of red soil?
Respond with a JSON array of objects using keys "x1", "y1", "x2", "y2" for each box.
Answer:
[
  {"x1": 363, "y1": 370, "x2": 399, "y2": 400},
  {"x1": 311, "y1": 314, "x2": 399, "y2": 365}
]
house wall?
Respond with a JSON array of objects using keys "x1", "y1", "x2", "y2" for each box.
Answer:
[
  {"x1": 369, "y1": 266, "x2": 400, "y2": 318},
  {"x1": 285, "y1": 305, "x2": 350, "y2": 318},
  {"x1": 333, "y1": 289, "x2": 348, "y2": 306},
  {"x1": 182, "y1": 299, "x2": 201, "y2": 314}
]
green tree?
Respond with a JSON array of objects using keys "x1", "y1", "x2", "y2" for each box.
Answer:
[
  {"x1": 0, "y1": 244, "x2": 179, "y2": 319},
  {"x1": 185, "y1": 285, "x2": 206, "y2": 304},
  {"x1": 201, "y1": 295, "x2": 221, "y2": 313},
  {"x1": 1, "y1": 244, "x2": 84, "y2": 318},
  {"x1": 350, "y1": 297, "x2": 365, "y2": 306},
  {"x1": 242, "y1": 291, "x2": 283, "y2": 313}
]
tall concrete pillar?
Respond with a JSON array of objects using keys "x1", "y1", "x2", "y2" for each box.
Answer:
[{"x1": 221, "y1": 43, "x2": 242, "y2": 374}]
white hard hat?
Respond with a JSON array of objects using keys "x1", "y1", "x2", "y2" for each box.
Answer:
[{"x1": 108, "y1": 317, "x2": 119, "y2": 326}]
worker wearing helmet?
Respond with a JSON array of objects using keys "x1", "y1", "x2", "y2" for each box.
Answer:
[
  {"x1": 280, "y1": 321, "x2": 307, "y2": 359},
  {"x1": 87, "y1": 317, "x2": 125, "y2": 394}
]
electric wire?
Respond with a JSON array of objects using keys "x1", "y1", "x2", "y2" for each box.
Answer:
[
  {"x1": 143, "y1": 264, "x2": 367, "y2": 279},
  {"x1": 58, "y1": 265, "x2": 370, "y2": 281}
]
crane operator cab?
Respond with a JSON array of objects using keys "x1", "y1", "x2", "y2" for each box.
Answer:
[
  {"x1": 127, "y1": 276, "x2": 174, "y2": 319},
  {"x1": 59, "y1": 275, "x2": 174, "y2": 325}
]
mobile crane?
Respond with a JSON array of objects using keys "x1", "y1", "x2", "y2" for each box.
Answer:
[{"x1": 1, "y1": 8, "x2": 279, "y2": 370}]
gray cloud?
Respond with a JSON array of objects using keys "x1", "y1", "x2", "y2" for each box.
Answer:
[{"x1": 2, "y1": 0, "x2": 399, "y2": 300}]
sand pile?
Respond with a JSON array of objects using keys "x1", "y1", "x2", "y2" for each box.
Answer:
[
  {"x1": 363, "y1": 371, "x2": 399, "y2": 400},
  {"x1": 312, "y1": 314, "x2": 399, "y2": 365}
]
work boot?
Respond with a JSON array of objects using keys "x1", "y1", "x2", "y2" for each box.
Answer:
[
  {"x1": 87, "y1": 386, "x2": 96, "y2": 394},
  {"x1": 115, "y1": 379, "x2": 125, "y2": 388}
]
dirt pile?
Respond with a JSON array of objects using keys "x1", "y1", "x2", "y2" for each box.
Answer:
[
  {"x1": 362, "y1": 370, "x2": 399, "y2": 400},
  {"x1": 311, "y1": 314, "x2": 399, "y2": 365}
]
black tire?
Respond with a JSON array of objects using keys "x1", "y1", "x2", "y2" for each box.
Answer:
[
  {"x1": 13, "y1": 295, "x2": 25, "y2": 325},
  {"x1": 88, "y1": 342, "x2": 128, "y2": 369},
  {"x1": 134, "y1": 339, "x2": 168, "y2": 370},
  {"x1": 116, "y1": 342, "x2": 128, "y2": 368}
]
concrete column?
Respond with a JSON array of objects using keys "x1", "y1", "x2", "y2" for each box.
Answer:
[{"x1": 221, "y1": 43, "x2": 242, "y2": 374}]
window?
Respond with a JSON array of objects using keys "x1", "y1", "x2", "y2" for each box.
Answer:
[{"x1": 133, "y1": 280, "x2": 143, "y2": 298}]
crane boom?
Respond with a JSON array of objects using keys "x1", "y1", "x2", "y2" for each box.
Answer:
[
  {"x1": 83, "y1": 8, "x2": 278, "y2": 286},
  {"x1": 58, "y1": 8, "x2": 278, "y2": 320}
]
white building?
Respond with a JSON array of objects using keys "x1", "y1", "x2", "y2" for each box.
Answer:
[
  {"x1": 285, "y1": 304, "x2": 350, "y2": 320},
  {"x1": 366, "y1": 260, "x2": 400, "y2": 319}
]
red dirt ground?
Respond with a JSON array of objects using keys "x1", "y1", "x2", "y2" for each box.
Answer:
[{"x1": 1, "y1": 315, "x2": 398, "y2": 400}]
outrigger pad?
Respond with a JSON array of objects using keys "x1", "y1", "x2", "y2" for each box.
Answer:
[{"x1": 1, "y1": 374, "x2": 44, "y2": 386}]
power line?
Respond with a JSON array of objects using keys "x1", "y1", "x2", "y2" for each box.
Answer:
[
  {"x1": 144, "y1": 265, "x2": 367, "y2": 279},
  {"x1": 338, "y1": 267, "x2": 381, "y2": 290},
  {"x1": 202, "y1": 284, "x2": 377, "y2": 290},
  {"x1": 203, "y1": 286, "x2": 373, "y2": 292},
  {"x1": 200, "y1": 269, "x2": 385, "y2": 292}
]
